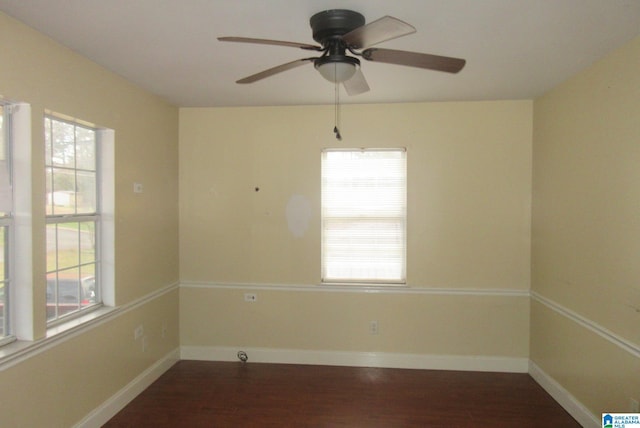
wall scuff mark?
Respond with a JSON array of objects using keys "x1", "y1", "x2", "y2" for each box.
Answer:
[{"x1": 286, "y1": 194, "x2": 311, "y2": 238}]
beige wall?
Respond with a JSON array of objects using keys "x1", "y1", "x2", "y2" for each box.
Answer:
[
  {"x1": 181, "y1": 287, "x2": 529, "y2": 358},
  {"x1": 0, "y1": 290, "x2": 179, "y2": 427},
  {"x1": 179, "y1": 100, "x2": 532, "y2": 359},
  {"x1": 532, "y1": 35, "x2": 640, "y2": 416},
  {"x1": 0, "y1": 11, "x2": 179, "y2": 427}
]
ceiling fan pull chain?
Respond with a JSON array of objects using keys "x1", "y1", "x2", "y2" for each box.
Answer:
[{"x1": 334, "y1": 73, "x2": 342, "y2": 141}]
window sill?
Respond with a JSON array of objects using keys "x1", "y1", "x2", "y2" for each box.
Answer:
[
  {"x1": 46, "y1": 305, "x2": 118, "y2": 337},
  {"x1": 320, "y1": 281, "x2": 407, "y2": 288},
  {"x1": 0, "y1": 305, "x2": 120, "y2": 370}
]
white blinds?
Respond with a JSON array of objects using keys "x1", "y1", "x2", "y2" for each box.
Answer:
[{"x1": 321, "y1": 148, "x2": 406, "y2": 283}]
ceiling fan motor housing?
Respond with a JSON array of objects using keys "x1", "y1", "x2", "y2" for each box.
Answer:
[{"x1": 310, "y1": 9, "x2": 365, "y2": 46}]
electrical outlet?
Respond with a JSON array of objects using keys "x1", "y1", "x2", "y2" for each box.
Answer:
[
  {"x1": 630, "y1": 397, "x2": 639, "y2": 413},
  {"x1": 134, "y1": 325, "x2": 144, "y2": 340},
  {"x1": 244, "y1": 293, "x2": 257, "y2": 302},
  {"x1": 369, "y1": 320, "x2": 379, "y2": 335}
]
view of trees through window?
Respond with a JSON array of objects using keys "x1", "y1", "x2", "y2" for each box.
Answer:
[{"x1": 45, "y1": 118, "x2": 96, "y2": 216}]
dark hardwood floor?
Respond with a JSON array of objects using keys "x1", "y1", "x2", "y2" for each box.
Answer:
[{"x1": 104, "y1": 360, "x2": 580, "y2": 427}]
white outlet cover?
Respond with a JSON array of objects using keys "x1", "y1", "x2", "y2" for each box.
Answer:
[{"x1": 370, "y1": 320, "x2": 379, "y2": 335}]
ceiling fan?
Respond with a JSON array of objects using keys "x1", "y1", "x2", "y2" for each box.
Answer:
[{"x1": 219, "y1": 9, "x2": 466, "y2": 96}]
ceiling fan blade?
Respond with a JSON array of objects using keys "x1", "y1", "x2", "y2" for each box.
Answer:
[
  {"x1": 362, "y1": 48, "x2": 466, "y2": 73},
  {"x1": 342, "y1": 16, "x2": 416, "y2": 49},
  {"x1": 236, "y1": 58, "x2": 316, "y2": 84},
  {"x1": 343, "y1": 69, "x2": 370, "y2": 96},
  {"x1": 218, "y1": 37, "x2": 322, "y2": 51}
]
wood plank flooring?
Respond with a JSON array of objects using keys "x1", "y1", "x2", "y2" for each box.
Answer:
[{"x1": 104, "y1": 361, "x2": 581, "y2": 427}]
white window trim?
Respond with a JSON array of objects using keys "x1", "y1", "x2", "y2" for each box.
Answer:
[
  {"x1": 12, "y1": 103, "x2": 33, "y2": 341},
  {"x1": 0, "y1": 101, "x2": 18, "y2": 345},
  {"x1": 98, "y1": 128, "x2": 114, "y2": 307},
  {"x1": 321, "y1": 148, "x2": 407, "y2": 285}
]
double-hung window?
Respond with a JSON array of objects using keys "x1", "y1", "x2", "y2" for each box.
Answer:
[
  {"x1": 0, "y1": 102, "x2": 13, "y2": 341},
  {"x1": 321, "y1": 148, "x2": 407, "y2": 284},
  {"x1": 45, "y1": 116, "x2": 100, "y2": 323}
]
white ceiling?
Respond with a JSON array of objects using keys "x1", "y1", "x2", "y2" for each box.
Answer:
[{"x1": 1, "y1": 0, "x2": 639, "y2": 107}]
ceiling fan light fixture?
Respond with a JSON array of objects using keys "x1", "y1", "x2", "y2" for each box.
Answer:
[{"x1": 314, "y1": 56, "x2": 360, "y2": 83}]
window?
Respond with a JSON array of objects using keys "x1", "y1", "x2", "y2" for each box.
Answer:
[
  {"x1": 0, "y1": 102, "x2": 13, "y2": 341},
  {"x1": 45, "y1": 116, "x2": 100, "y2": 323},
  {"x1": 321, "y1": 148, "x2": 407, "y2": 284}
]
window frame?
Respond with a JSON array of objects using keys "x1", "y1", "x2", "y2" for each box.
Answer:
[
  {"x1": 44, "y1": 114, "x2": 102, "y2": 325},
  {"x1": 0, "y1": 101, "x2": 14, "y2": 344},
  {"x1": 321, "y1": 147, "x2": 407, "y2": 285}
]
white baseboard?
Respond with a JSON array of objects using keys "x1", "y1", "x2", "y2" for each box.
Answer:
[
  {"x1": 529, "y1": 361, "x2": 599, "y2": 428},
  {"x1": 74, "y1": 348, "x2": 180, "y2": 428},
  {"x1": 181, "y1": 345, "x2": 529, "y2": 373}
]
